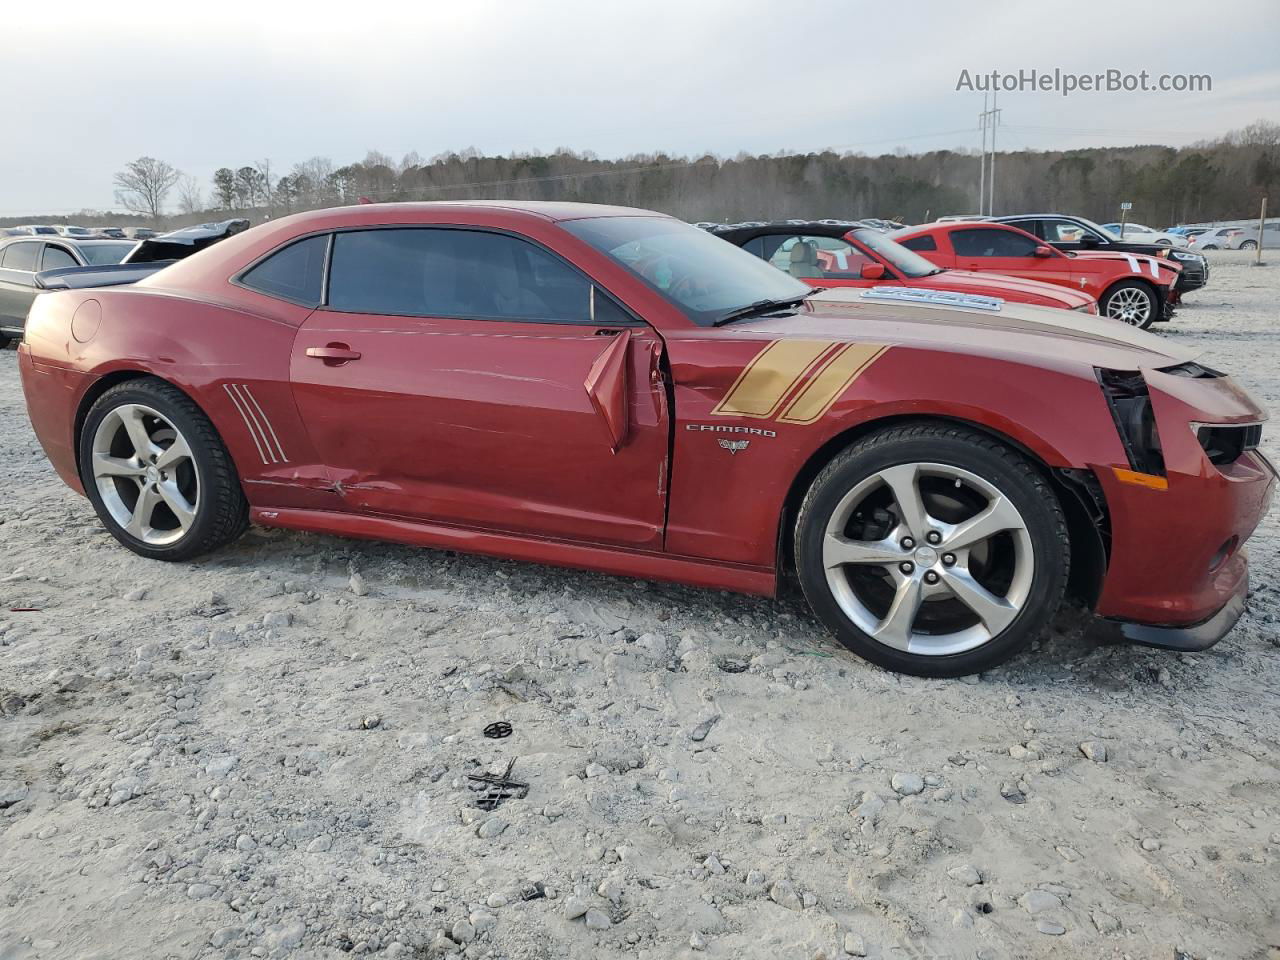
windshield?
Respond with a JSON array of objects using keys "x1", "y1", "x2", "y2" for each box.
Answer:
[
  {"x1": 79, "y1": 242, "x2": 134, "y2": 265},
  {"x1": 561, "y1": 216, "x2": 809, "y2": 326},
  {"x1": 850, "y1": 228, "x2": 942, "y2": 278}
]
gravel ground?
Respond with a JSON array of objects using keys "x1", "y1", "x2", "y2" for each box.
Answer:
[{"x1": 1, "y1": 249, "x2": 1277, "y2": 960}]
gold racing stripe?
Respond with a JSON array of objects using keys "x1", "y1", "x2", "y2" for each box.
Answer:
[
  {"x1": 777, "y1": 343, "x2": 888, "y2": 424},
  {"x1": 710, "y1": 340, "x2": 834, "y2": 419}
]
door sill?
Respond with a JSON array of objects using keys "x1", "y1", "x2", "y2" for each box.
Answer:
[{"x1": 250, "y1": 506, "x2": 777, "y2": 597}]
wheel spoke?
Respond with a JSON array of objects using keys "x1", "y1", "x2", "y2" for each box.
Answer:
[
  {"x1": 872, "y1": 575, "x2": 923, "y2": 651},
  {"x1": 944, "y1": 496, "x2": 1023, "y2": 551},
  {"x1": 156, "y1": 480, "x2": 196, "y2": 531},
  {"x1": 943, "y1": 567, "x2": 1018, "y2": 635},
  {"x1": 879, "y1": 464, "x2": 931, "y2": 540},
  {"x1": 155, "y1": 435, "x2": 192, "y2": 471},
  {"x1": 124, "y1": 485, "x2": 162, "y2": 538},
  {"x1": 824, "y1": 532, "x2": 905, "y2": 570},
  {"x1": 93, "y1": 453, "x2": 144, "y2": 478},
  {"x1": 119, "y1": 406, "x2": 159, "y2": 460}
]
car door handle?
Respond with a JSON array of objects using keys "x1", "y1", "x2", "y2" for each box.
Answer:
[{"x1": 305, "y1": 343, "x2": 361, "y2": 365}]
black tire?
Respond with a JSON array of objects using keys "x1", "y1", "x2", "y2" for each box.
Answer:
[
  {"x1": 794, "y1": 423, "x2": 1070, "y2": 677},
  {"x1": 1239, "y1": 240, "x2": 1257, "y2": 251},
  {"x1": 79, "y1": 377, "x2": 249, "y2": 561},
  {"x1": 1100, "y1": 279, "x2": 1158, "y2": 330},
  {"x1": 0, "y1": 336, "x2": 12, "y2": 350}
]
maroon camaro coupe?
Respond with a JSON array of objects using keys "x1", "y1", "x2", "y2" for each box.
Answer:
[{"x1": 17, "y1": 202, "x2": 1275, "y2": 676}]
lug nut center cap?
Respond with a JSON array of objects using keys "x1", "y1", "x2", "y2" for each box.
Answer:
[
  {"x1": 913, "y1": 545, "x2": 939, "y2": 567},
  {"x1": 145, "y1": 466, "x2": 160, "y2": 484}
]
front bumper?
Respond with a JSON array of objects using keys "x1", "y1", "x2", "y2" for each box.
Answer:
[
  {"x1": 1110, "y1": 566, "x2": 1248, "y2": 651},
  {"x1": 1092, "y1": 369, "x2": 1275, "y2": 645}
]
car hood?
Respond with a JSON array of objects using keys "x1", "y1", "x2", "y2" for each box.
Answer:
[
  {"x1": 916, "y1": 269, "x2": 1094, "y2": 306},
  {"x1": 742, "y1": 291, "x2": 1195, "y2": 374},
  {"x1": 123, "y1": 218, "x2": 250, "y2": 264}
]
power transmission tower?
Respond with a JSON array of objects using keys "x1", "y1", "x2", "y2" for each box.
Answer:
[{"x1": 988, "y1": 92, "x2": 1001, "y2": 215}]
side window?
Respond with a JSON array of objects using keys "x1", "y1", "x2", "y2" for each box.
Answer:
[
  {"x1": 763, "y1": 234, "x2": 870, "y2": 279},
  {"x1": 951, "y1": 228, "x2": 1040, "y2": 258},
  {"x1": 899, "y1": 234, "x2": 937, "y2": 252},
  {"x1": 1, "y1": 242, "x2": 40, "y2": 271},
  {"x1": 739, "y1": 236, "x2": 766, "y2": 259},
  {"x1": 1046, "y1": 220, "x2": 1087, "y2": 243},
  {"x1": 240, "y1": 234, "x2": 328, "y2": 305},
  {"x1": 41, "y1": 245, "x2": 78, "y2": 271},
  {"x1": 1009, "y1": 219, "x2": 1045, "y2": 240},
  {"x1": 328, "y1": 228, "x2": 611, "y2": 324}
]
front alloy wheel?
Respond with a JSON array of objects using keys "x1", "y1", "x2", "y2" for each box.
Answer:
[
  {"x1": 795, "y1": 423, "x2": 1070, "y2": 676},
  {"x1": 1101, "y1": 281, "x2": 1157, "y2": 329}
]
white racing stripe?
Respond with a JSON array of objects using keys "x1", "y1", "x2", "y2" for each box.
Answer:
[{"x1": 222, "y1": 383, "x2": 289, "y2": 465}]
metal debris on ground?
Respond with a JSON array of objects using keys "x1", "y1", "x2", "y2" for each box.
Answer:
[
  {"x1": 520, "y1": 881, "x2": 546, "y2": 902},
  {"x1": 483, "y1": 721, "x2": 513, "y2": 739},
  {"x1": 468, "y1": 758, "x2": 528, "y2": 810}
]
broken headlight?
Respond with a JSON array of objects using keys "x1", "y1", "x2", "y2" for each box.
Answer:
[{"x1": 1097, "y1": 369, "x2": 1165, "y2": 476}]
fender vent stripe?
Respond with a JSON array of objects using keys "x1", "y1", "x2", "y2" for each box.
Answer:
[
  {"x1": 778, "y1": 344, "x2": 888, "y2": 424},
  {"x1": 710, "y1": 340, "x2": 832, "y2": 419},
  {"x1": 223, "y1": 383, "x2": 288, "y2": 465}
]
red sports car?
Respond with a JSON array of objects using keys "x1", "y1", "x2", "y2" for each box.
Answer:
[
  {"x1": 704, "y1": 220, "x2": 1099, "y2": 313},
  {"x1": 18, "y1": 202, "x2": 1275, "y2": 676},
  {"x1": 895, "y1": 221, "x2": 1182, "y2": 329}
]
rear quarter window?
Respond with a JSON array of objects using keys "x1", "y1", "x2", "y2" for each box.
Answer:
[
  {"x1": 239, "y1": 234, "x2": 329, "y2": 305},
  {"x1": 899, "y1": 235, "x2": 937, "y2": 252}
]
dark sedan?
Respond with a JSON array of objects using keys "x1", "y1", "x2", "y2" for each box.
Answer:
[
  {"x1": 0, "y1": 237, "x2": 134, "y2": 345},
  {"x1": 991, "y1": 214, "x2": 1208, "y2": 297}
]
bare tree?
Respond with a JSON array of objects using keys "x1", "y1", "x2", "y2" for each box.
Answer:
[
  {"x1": 255, "y1": 158, "x2": 275, "y2": 216},
  {"x1": 113, "y1": 157, "x2": 182, "y2": 222},
  {"x1": 176, "y1": 174, "x2": 204, "y2": 216}
]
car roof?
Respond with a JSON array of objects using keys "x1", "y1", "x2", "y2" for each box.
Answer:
[{"x1": 270, "y1": 200, "x2": 663, "y2": 230}]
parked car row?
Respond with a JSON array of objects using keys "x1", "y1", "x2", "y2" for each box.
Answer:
[
  {"x1": 703, "y1": 216, "x2": 1184, "y2": 329},
  {"x1": 2, "y1": 224, "x2": 159, "y2": 240}
]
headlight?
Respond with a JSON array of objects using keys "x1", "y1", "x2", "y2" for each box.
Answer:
[
  {"x1": 1171, "y1": 251, "x2": 1202, "y2": 263},
  {"x1": 1097, "y1": 369, "x2": 1165, "y2": 477}
]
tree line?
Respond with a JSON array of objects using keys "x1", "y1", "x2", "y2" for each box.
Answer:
[{"x1": 9, "y1": 119, "x2": 1277, "y2": 230}]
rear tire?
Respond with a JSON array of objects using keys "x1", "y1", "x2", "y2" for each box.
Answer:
[
  {"x1": 794, "y1": 423, "x2": 1069, "y2": 677},
  {"x1": 1239, "y1": 240, "x2": 1257, "y2": 251},
  {"x1": 1101, "y1": 280, "x2": 1158, "y2": 329},
  {"x1": 78, "y1": 378, "x2": 249, "y2": 561}
]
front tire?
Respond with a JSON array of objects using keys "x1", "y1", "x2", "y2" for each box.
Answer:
[
  {"x1": 794, "y1": 423, "x2": 1069, "y2": 677},
  {"x1": 1101, "y1": 280, "x2": 1158, "y2": 329},
  {"x1": 79, "y1": 378, "x2": 249, "y2": 561}
]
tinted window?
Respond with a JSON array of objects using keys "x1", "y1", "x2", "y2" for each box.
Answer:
[
  {"x1": 328, "y1": 228, "x2": 603, "y2": 322},
  {"x1": 79, "y1": 242, "x2": 133, "y2": 265},
  {"x1": 41, "y1": 245, "x2": 78, "y2": 270},
  {"x1": 899, "y1": 234, "x2": 937, "y2": 252},
  {"x1": 951, "y1": 228, "x2": 1040, "y2": 258},
  {"x1": 241, "y1": 234, "x2": 328, "y2": 305},
  {"x1": 1, "y1": 242, "x2": 40, "y2": 270},
  {"x1": 740, "y1": 236, "x2": 766, "y2": 259},
  {"x1": 1044, "y1": 220, "x2": 1089, "y2": 243}
]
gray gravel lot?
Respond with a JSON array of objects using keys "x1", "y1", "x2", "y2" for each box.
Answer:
[{"x1": 1, "y1": 250, "x2": 1277, "y2": 960}]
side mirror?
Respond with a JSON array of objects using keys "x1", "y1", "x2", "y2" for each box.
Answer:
[
  {"x1": 1033, "y1": 245, "x2": 1053, "y2": 258},
  {"x1": 860, "y1": 262, "x2": 886, "y2": 279},
  {"x1": 1081, "y1": 234, "x2": 1100, "y2": 248}
]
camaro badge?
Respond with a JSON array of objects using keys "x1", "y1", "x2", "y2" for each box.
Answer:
[{"x1": 719, "y1": 439, "x2": 750, "y2": 455}]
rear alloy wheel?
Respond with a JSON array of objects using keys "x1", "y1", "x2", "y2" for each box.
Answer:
[
  {"x1": 79, "y1": 378, "x2": 249, "y2": 561},
  {"x1": 1239, "y1": 240, "x2": 1257, "y2": 251},
  {"x1": 795, "y1": 424, "x2": 1069, "y2": 677},
  {"x1": 1101, "y1": 280, "x2": 1157, "y2": 329}
]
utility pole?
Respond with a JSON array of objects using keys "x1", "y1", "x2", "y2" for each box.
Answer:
[
  {"x1": 978, "y1": 93, "x2": 988, "y2": 216},
  {"x1": 988, "y1": 91, "x2": 1001, "y2": 216}
]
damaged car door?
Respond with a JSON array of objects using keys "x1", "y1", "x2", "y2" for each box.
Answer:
[{"x1": 289, "y1": 226, "x2": 671, "y2": 549}]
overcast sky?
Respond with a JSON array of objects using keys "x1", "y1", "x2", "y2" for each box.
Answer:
[{"x1": 4, "y1": 0, "x2": 1278, "y2": 216}]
